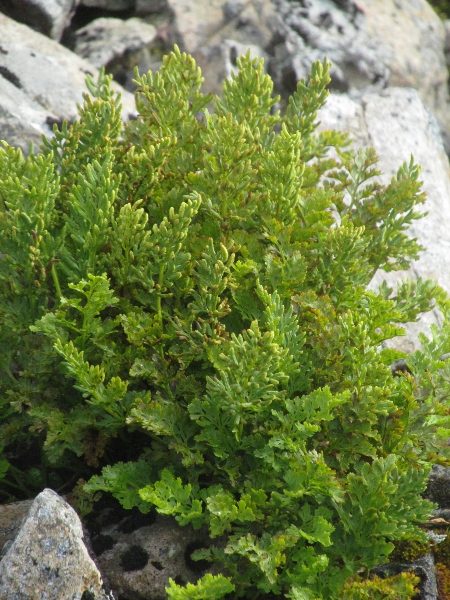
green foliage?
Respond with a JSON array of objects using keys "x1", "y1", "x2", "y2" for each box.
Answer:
[
  {"x1": 1, "y1": 46, "x2": 450, "y2": 599},
  {"x1": 166, "y1": 574, "x2": 235, "y2": 600}
]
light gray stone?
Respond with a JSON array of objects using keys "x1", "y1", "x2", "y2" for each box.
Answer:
[
  {"x1": 0, "y1": 497, "x2": 33, "y2": 559},
  {"x1": 167, "y1": 0, "x2": 278, "y2": 53},
  {"x1": 0, "y1": 12, "x2": 137, "y2": 151},
  {"x1": 318, "y1": 87, "x2": 450, "y2": 352},
  {"x1": 0, "y1": 76, "x2": 56, "y2": 155},
  {"x1": 272, "y1": 0, "x2": 450, "y2": 151},
  {"x1": 74, "y1": 17, "x2": 157, "y2": 90},
  {"x1": 0, "y1": 489, "x2": 113, "y2": 600},
  {"x1": 196, "y1": 39, "x2": 267, "y2": 96},
  {"x1": 0, "y1": 0, "x2": 80, "y2": 41},
  {"x1": 164, "y1": 0, "x2": 279, "y2": 96}
]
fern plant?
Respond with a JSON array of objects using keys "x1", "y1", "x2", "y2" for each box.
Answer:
[{"x1": 1, "y1": 47, "x2": 450, "y2": 599}]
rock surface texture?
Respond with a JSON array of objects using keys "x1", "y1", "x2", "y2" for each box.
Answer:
[
  {"x1": 74, "y1": 17, "x2": 157, "y2": 88},
  {"x1": 372, "y1": 552, "x2": 439, "y2": 600},
  {"x1": 271, "y1": 0, "x2": 450, "y2": 145},
  {"x1": 0, "y1": 12, "x2": 136, "y2": 154},
  {"x1": 0, "y1": 497, "x2": 33, "y2": 558},
  {"x1": 91, "y1": 510, "x2": 217, "y2": 600},
  {"x1": 0, "y1": 0, "x2": 80, "y2": 40},
  {"x1": 0, "y1": 488, "x2": 113, "y2": 599}
]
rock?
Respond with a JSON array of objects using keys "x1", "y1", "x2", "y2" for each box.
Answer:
[
  {"x1": 425, "y1": 465, "x2": 450, "y2": 508},
  {"x1": 271, "y1": 0, "x2": 387, "y2": 94},
  {"x1": 271, "y1": 0, "x2": 450, "y2": 151},
  {"x1": 0, "y1": 488, "x2": 113, "y2": 599},
  {"x1": 318, "y1": 87, "x2": 450, "y2": 352},
  {"x1": 0, "y1": 76, "x2": 56, "y2": 155},
  {"x1": 196, "y1": 39, "x2": 267, "y2": 96},
  {"x1": 91, "y1": 507, "x2": 218, "y2": 600},
  {"x1": 0, "y1": 497, "x2": 33, "y2": 558},
  {"x1": 0, "y1": 12, "x2": 137, "y2": 152},
  {"x1": 444, "y1": 19, "x2": 450, "y2": 66},
  {"x1": 135, "y1": 0, "x2": 170, "y2": 15},
  {"x1": 0, "y1": 0, "x2": 81, "y2": 41},
  {"x1": 164, "y1": 0, "x2": 279, "y2": 95},
  {"x1": 166, "y1": 0, "x2": 229, "y2": 54},
  {"x1": 74, "y1": 17, "x2": 157, "y2": 90},
  {"x1": 372, "y1": 553, "x2": 438, "y2": 600}
]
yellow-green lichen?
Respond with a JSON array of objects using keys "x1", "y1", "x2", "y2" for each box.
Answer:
[
  {"x1": 389, "y1": 539, "x2": 431, "y2": 563},
  {"x1": 436, "y1": 563, "x2": 450, "y2": 600},
  {"x1": 340, "y1": 572, "x2": 420, "y2": 600}
]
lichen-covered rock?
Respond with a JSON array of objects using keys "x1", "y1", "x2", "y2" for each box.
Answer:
[{"x1": 0, "y1": 488, "x2": 113, "y2": 600}]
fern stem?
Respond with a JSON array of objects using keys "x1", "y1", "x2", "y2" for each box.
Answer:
[
  {"x1": 157, "y1": 263, "x2": 164, "y2": 325},
  {"x1": 51, "y1": 261, "x2": 62, "y2": 299}
]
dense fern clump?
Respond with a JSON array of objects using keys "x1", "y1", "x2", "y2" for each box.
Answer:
[{"x1": 2, "y1": 47, "x2": 450, "y2": 599}]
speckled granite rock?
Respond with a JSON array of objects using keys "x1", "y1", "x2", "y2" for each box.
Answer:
[
  {"x1": 0, "y1": 489, "x2": 114, "y2": 600},
  {"x1": 0, "y1": 497, "x2": 33, "y2": 559}
]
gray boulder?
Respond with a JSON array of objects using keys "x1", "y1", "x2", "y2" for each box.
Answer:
[
  {"x1": 74, "y1": 17, "x2": 157, "y2": 90},
  {"x1": 272, "y1": 0, "x2": 450, "y2": 150},
  {"x1": 318, "y1": 87, "x2": 450, "y2": 352},
  {"x1": 0, "y1": 0, "x2": 80, "y2": 40},
  {"x1": 0, "y1": 12, "x2": 136, "y2": 153},
  {"x1": 196, "y1": 39, "x2": 267, "y2": 96},
  {"x1": 0, "y1": 76, "x2": 56, "y2": 154},
  {"x1": 0, "y1": 488, "x2": 113, "y2": 600},
  {"x1": 165, "y1": 0, "x2": 279, "y2": 96}
]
